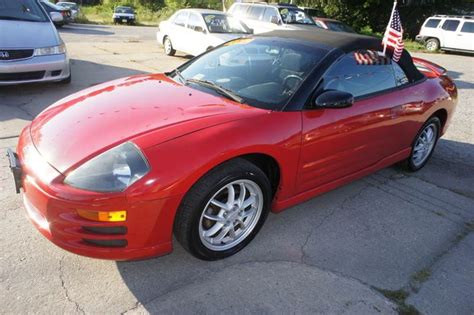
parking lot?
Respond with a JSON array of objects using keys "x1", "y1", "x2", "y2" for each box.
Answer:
[{"x1": 1, "y1": 23, "x2": 473, "y2": 314}]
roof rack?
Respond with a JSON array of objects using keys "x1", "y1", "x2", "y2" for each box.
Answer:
[{"x1": 433, "y1": 14, "x2": 474, "y2": 19}]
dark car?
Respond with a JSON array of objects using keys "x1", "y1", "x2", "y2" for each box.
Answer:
[
  {"x1": 40, "y1": 1, "x2": 72, "y2": 26},
  {"x1": 113, "y1": 6, "x2": 136, "y2": 25}
]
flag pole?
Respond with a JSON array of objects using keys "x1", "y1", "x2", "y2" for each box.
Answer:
[{"x1": 383, "y1": 0, "x2": 398, "y2": 56}]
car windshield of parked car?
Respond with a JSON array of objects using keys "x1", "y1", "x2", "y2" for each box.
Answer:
[
  {"x1": 0, "y1": 0, "x2": 48, "y2": 22},
  {"x1": 202, "y1": 14, "x2": 251, "y2": 34},
  {"x1": 175, "y1": 38, "x2": 327, "y2": 109},
  {"x1": 326, "y1": 21, "x2": 356, "y2": 33},
  {"x1": 58, "y1": 2, "x2": 77, "y2": 10},
  {"x1": 279, "y1": 7, "x2": 315, "y2": 25},
  {"x1": 115, "y1": 7, "x2": 133, "y2": 14},
  {"x1": 42, "y1": 1, "x2": 64, "y2": 10}
]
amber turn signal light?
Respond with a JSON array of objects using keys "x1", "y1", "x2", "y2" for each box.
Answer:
[{"x1": 77, "y1": 209, "x2": 127, "y2": 222}]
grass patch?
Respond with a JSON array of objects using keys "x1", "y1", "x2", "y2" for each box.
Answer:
[
  {"x1": 79, "y1": 5, "x2": 175, "y2": 26},
  {"x1": 412, "y1": 268, "x2": 431, "y2": 283},
  {"x1": 376, "y1": 288, "x2": 421, "y2": 315}
]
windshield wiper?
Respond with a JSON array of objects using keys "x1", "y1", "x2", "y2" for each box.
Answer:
[
  {"x1": 187, "y1": 78, "x2": 245, "y2": 104},
  {"x1": 173, "y1": 68, "x2": 187, "y2": 85}
]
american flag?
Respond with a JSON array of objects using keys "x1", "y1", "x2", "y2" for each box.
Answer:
[
  {"x1": 383, "y1": 6, "x2": 404, "y2": 62},
  {"x1": 354, "y1": 50, "x2": 390, "y2": 65}
]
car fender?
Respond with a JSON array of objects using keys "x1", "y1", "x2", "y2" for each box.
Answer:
[{"x1": 130, "y1": 111, "x2": 302, "y2": 208}]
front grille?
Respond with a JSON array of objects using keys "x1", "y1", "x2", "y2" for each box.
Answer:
[
  {"x1": 0, "y1": 71, "x2": 45, "y2": 82},
  {"x1": 82, "y1": 226, "x2": 127, "y2": 235},
  {"x1": 0, "y1": 49, "x2": 34, "y2": 61}
]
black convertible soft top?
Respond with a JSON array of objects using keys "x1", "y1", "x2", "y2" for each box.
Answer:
[{"x1": 261, "y1": 29, "x2": 424, "y2": 82}]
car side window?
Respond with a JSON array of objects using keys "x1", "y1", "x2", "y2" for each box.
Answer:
[
  {"x1": 173, "y1": 11, "x2": 188, "y2": 27},
  {"x1": 461, "y1": 22, "x2": 474, "y2": 33},
  {"x1": 392, "y1": 62, "x2": 409, "y2": 86},
  {"x1": 262, "y1": 7, "x2": 279, "y2": 23},
  {"x1": 425, "y1": 18, "x2": 441, "y2": 28},
  {"x1": 187, "y1": 13, "x2": 203, "y2": 31},
  {"x1": 322, "y1": 51, "x2": 398, "y2": 98},
  {"x1": 441, "y1": 19, "x2": 460, "y2": 32}
]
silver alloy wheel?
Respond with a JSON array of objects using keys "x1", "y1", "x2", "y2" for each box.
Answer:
[
  {"x1": 426, "y1": 40, "x2": 438, "y2": 52},
  {"x1": 412, "y1": 123, "x2": 437, "y2": 167},
  {"x1": 164, "y1": 38, "x2": 172, "y2": 54},
  {"x1": 199, "y1": 179, "x2": 263, "y2": 251}
]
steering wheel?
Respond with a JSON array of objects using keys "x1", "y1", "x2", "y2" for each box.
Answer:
[{"x1": 282, "y1": 74, "x2": 303, "y2": 93}]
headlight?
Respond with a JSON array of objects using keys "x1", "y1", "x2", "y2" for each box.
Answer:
[
  {"x1": 64, "y1": 142, "x2": 150, "y2": 192},
  {"x1": 34, "y1": 44, "x2": 67, "y2": 56}
]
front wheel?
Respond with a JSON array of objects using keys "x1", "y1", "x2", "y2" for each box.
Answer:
[
  {"x1": 405, "y1": 117, "x2": 440, "y2": 171},
  {"x1": 163, "y1": 36, "x2": 176, "y2": 56},
  {"x1": 174, "y1": 159, "x2": 272, "y2": 260}
]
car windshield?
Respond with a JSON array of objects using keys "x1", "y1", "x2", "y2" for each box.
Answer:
[
  {"x1": 115, "y1": 7, "x2": 133, "y2": 14},
  {"x1": 0, "y1": 0, "x2": 48, "y2": 22},
  {"x1": 279, "y1": 7, "x2": 315, "y2": 25},
  {"x1": 327, "y1": 21, "x2": 356, "y2": 33},
  {"x1": 58, "y1": 2, "x2": 77, "y2": 10},
  {"x1": 202, "y1": 14, "x2": 251, "y2": 34},
  {"x1": 42, "y1": 1, "x2": 64, "y2": 10},
  {"x1": 174, "y1": 38, "x2": 328, "y2": 109}
]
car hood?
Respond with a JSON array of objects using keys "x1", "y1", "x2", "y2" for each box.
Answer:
[
  {"x1": 0, "y1": 20, "x2": 59, "y2": 48},
  {"x1": 30, "y1": 74, "x2": 265, "y2": 173},
  {"x1": 208, "y1": 33, "x2": 246, "y2": 43}
]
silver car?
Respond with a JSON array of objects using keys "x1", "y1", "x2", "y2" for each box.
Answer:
[{"x1": 0, "y1": 0, "x2": 71, "y2": 85}]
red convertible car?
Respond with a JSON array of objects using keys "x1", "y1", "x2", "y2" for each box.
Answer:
[{"x1": 8, "y1": 30, "x2": 457, "y2": 261}]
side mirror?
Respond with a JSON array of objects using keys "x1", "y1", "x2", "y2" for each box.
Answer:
[
  {"x1": 249, "y1": 28, "x2": 254, "y2": 34},
  {"x1": 50, "y1": 12, "x2": 63, "y2": 23},
  {"x1": 194, "y1": 26, "x2": 206, "y2": 33},
  {"x1": 270, "y1": 16, "x2": 280, "y2": 25},
  {"x1": 315, "y1": 90, "x2": 354, "y2": 109}
]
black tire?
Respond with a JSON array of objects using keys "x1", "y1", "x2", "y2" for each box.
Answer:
[
  {"x1": 174, "y1": 158, "x2": 272, "y2": 260},
  {"x1": 425, "y1": 38, "x2": 440, "y2": 52},
  {"x1": 163, "y1": 36, "x2": 176, "y2": 56},
  {"x1": 404, "y1": 116, "x2": 441, "y2": 172},
  {"x1": 58, "y1": 73, "x2": 71, "y2": 84}
]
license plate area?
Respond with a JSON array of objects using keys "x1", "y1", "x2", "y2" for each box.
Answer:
[{"x1": 6, "y1": 148, "x2": 22, "y2": 193}]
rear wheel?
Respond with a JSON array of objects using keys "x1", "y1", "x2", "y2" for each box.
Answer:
[
  {"x1": 425, "y1": 38, "x2": 440, "y2": 52},
  {"x1": 405, "y1": 117, "x2": 440, "y2": 171},
  {"x1": 174, "y1": 159, "x2": 271, "y2": 260},
  {"x1": 163, "y1": 36, "x2": 176, "y2": 56}
]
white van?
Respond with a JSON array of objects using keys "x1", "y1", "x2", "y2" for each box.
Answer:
[{"x1": 416, "y1": 15, "x2": 474, "y2": 53}]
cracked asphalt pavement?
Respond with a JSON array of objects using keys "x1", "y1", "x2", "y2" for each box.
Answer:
[{"x1": 1, "y1": 24, "x2": 473, "y2": 314}]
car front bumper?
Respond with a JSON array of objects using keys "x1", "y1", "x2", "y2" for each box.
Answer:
[
  {"x1": 9, "y1": 127, "x2": 182, "y2": 260},
  {"x1": 114, "y1": 16, "x2": 135, "y2": 22},
  {"x1": 0, "y1": 53, "x2": 70, "y2": 85}
]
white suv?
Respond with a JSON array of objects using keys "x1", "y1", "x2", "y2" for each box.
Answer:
[{"x1": 416, "y1": 15, "x2": 473, "y2": 53}]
